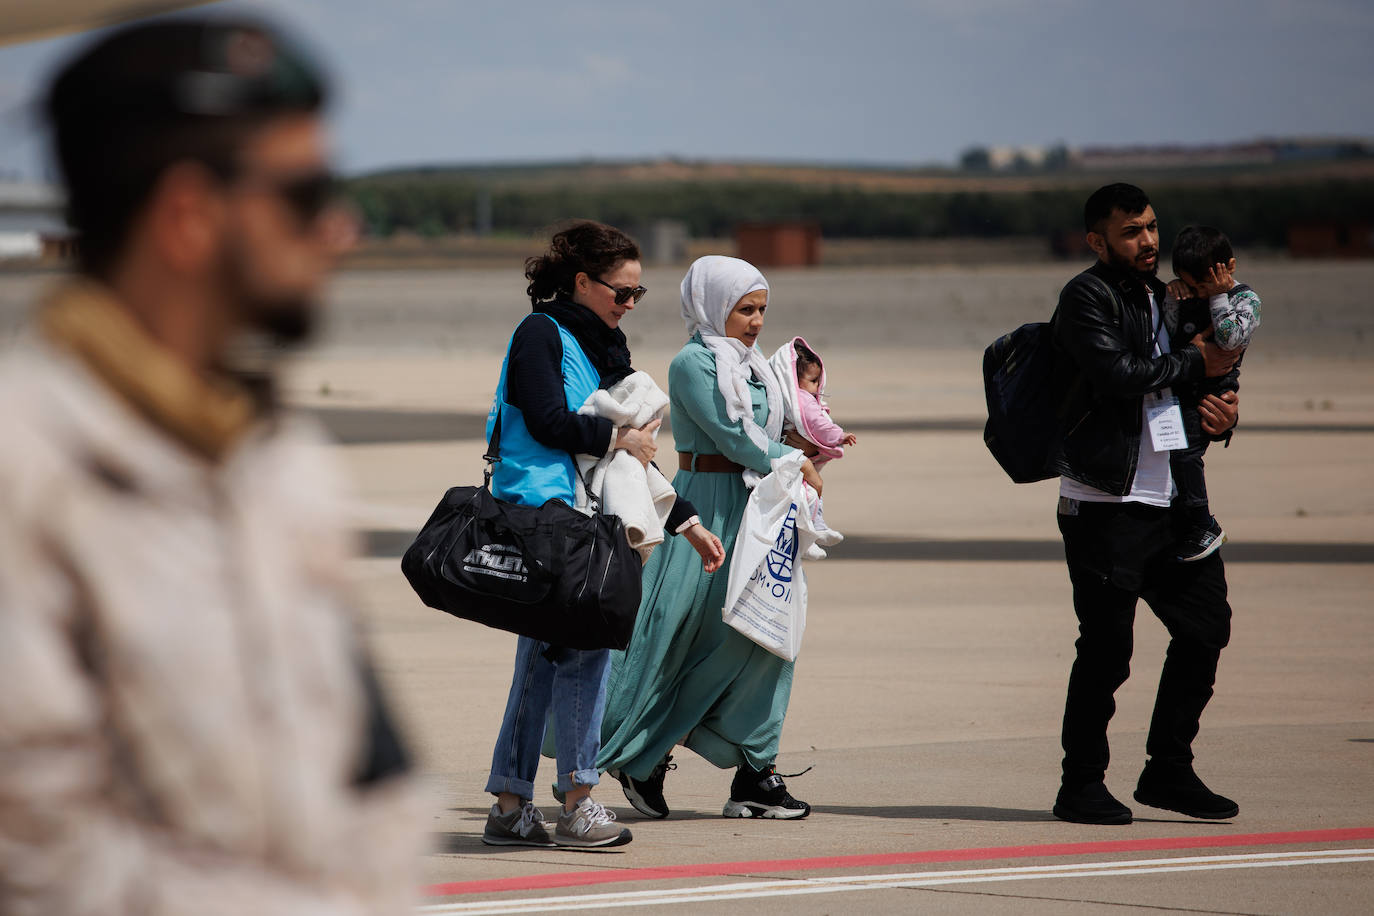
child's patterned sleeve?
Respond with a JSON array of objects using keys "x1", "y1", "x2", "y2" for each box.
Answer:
[{"x1": 1210, "y1": 286, "x2": 1261, "y2": 351}]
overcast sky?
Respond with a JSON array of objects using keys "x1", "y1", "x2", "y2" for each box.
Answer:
[{"x1": 2, "y1": 0, "x2": 1372, "y2": 180}]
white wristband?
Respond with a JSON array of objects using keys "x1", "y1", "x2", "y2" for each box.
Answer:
[{"x1": 675, "y1": 515, "x2": 701, "y2": 535}]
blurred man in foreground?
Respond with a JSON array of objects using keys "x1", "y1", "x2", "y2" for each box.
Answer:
[{"x1": 0, "y1": 17, "x2": 420, "y2": 914}]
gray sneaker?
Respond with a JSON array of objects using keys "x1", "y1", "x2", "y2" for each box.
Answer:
[
  {"x1": 482, "y1": 801, "x2": 555, "y2": 847},
  {"x1": 554, "y1": 797, "x2": 633, "y2": 848}
]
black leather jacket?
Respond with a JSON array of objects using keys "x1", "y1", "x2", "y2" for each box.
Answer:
[{"x1": 1050, "y1": 260, "x2": 1208, "y2": 495}]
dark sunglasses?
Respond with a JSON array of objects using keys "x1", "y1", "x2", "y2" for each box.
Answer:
[
  {"x1": 592, "y1": 277, "x2": 648, "y2": 305},
  {"x1": 233, "y1": 169, "x2": 341, "y2": 225}
]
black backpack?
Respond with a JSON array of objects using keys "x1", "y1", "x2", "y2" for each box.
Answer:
[
  {"x1": 982, "y1": 318, "x2": 1062, "y2": 483},
  {"x1": 982, "y1": 274, "x2": 1116, "y2": 484}
]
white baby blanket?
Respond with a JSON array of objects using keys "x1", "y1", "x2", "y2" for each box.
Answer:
[{"x1": 576, "y1": 371, "x2": 677, "y2": 563}]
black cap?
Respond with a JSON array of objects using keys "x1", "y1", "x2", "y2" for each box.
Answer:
[{"x1": 48, "y1": 16, "x2": 327, "y2": 129}]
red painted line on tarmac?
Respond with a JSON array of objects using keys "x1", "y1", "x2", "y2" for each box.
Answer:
[{"x1": 425, "y1": 826, "x2": 1374, "y2": 898}]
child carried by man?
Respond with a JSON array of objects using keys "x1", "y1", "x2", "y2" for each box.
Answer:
[{"x1": 1163, "y1": 225, "x2": 1262, "y2": 561}]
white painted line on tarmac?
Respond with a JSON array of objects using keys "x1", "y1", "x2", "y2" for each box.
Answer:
[{"x1": 418, "y1": 847, "x2": 1374, "y2": 914}]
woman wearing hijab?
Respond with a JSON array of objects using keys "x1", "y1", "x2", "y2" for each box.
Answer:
[
  {"x1": 481, "y1": 223, "x2": 724, "y2": 849},
  {"x1": 599, "y1": 255, "x2": 824, "y2": 820}
]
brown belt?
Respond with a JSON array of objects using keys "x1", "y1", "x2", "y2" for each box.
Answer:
[{"x1": 679, "y1": 451, "x2": 745, "y2": 474}]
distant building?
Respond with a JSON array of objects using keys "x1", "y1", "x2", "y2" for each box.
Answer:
[
  {"x1": 987, "y1": 145, "x2": 1050, "y2": 170},
  {"x1": 735, "y1": 222, "x2": 821, "y2": 268},
  {"x1": 1288, "y1": 221, "x2": 1374, "y2": 259},
  {"x1": 0, "y1": 182, "x2": 68, "y2": 262},
  {"x1": 633, "y1": 219, "x2": 689, "y2": 265}
]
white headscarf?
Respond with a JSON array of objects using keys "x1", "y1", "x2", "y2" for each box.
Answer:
[{"x1": 679, "y1": 256, "x2": 784, "y2": 454}]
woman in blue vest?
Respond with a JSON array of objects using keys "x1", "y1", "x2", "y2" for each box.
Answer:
[{"x1": 481, "y1": 222, "x2": 724, "y2": 849}]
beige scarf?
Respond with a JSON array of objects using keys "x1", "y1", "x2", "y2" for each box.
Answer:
[{"x1": 40, "y1": 281, "x2": 258, "y2": 461}]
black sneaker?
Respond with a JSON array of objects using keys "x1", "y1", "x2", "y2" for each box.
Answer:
[
  {"x1": 1175, "y1": 518, "x2": 1226, "y2": 562},
  {"x1": 1134, "y1": 763, "x2": 1238, "y2": 820},
  {"x1": 723, "y1": 764, "x2": 811, "y2": 819},
  {"x1": 614, "y1": 755, "x2": 676, "y2": 819},
  {"x1": 1053, "y1": 781, "x2": 1132, "y2": 825}
]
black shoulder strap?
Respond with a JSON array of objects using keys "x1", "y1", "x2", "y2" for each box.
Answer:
[
  {"x1": 480, "y1": 405, "x2": 503, "y2": 490},
  {"x1": 483, "y1": 407, "x2": 503, "y2": 464}
]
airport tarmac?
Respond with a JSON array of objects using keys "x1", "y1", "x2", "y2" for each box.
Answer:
[{"x1": 4, "y1": 261, "x2": 1372, "y2": 913}]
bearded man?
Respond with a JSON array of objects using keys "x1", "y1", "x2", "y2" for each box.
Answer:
[{"x1": 1048, "y1": 183, "x2": 1243, "y2": 825}]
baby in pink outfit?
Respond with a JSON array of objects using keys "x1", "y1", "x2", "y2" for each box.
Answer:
[
  {"x1": 791, "y1": 340, "x2": 857, "y2": 464},
  {"x1": 768, "y1": 337, "x2": 858, "y2": 541}
]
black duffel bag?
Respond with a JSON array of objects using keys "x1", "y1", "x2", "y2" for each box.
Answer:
[{"x1": 400, "y1": 412, "x2": 642, "y2": 650}]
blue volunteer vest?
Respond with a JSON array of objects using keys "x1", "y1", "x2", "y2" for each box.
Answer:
[{"x1": 486, "y1": 313, "x2": 601, "y2": 507}]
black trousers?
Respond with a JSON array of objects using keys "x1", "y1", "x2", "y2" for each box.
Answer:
[
  {"x1": 1056, "y1": 499, "x2": 1232, "y2": 788},
  {"x1": 1169, "y1": 400, "x2": 1213, "y2": 524}
]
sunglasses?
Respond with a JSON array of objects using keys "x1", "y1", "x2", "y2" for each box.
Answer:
[
  {"x1": 593, "y1": 277, "x2": 648, "y2": 305},
  {"x1": 232, "y1": 169, "x2": 341, "y2": 226}
]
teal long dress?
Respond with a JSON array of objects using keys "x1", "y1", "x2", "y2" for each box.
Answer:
[{"x1": 598, "y1": 335, "x2": 800, "y2": 780}]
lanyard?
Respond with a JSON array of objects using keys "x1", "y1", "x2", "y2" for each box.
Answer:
[
  {"x1": 1148, "y1": 293, "x2": 1170, "y2": 402},
  {"x1": 1149, "y1": 293, "x2": 1165, "y2": 356}
]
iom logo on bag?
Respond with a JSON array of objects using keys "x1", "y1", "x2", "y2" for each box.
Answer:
[
  {"x1": 765, "y1": 503, "x2": 799, "y2": 583},
  {"x1": 462, "y1": 543, "x2": 529, "y2": 582}
]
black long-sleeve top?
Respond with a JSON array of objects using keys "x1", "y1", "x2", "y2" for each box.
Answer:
[{"x1": 505, "y1": 316, "x2": 698, "y2": 532}]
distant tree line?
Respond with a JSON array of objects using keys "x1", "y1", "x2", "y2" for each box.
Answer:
[{"x1": 346, "y1": 176, "x2": 1374, "y2": 248}]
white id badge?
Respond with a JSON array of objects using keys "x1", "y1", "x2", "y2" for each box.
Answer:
[{"x1": 1146, "y1": 395, "x2": 1188, "y2": 452}]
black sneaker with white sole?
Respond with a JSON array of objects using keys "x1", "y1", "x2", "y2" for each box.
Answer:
[
  {"x1": 723, "y1": 764, "x2": 811, "y2": 819},
  {"x1": 614, "y1": 754, "x2": 676, "y2": 819},
  {"x1": 1175, "y1": 517, "x2": 1226, "y2": 562}
]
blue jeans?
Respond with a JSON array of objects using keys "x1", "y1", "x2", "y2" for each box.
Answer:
[{"x1": 485, "y1": 637, "x2": 611, "y2": 799}]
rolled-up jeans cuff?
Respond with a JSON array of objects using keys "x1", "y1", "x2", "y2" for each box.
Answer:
[
  {"x1": 556, "y1": 767, "x2": 601, "y2": 794},
  {"x1": 484, "y1": 775, "x2": 536, "y2": 800}
]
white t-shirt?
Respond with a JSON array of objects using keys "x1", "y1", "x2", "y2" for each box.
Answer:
[{"x1": 1060, "y1": 289, "x2": 1176, "y2": 508}]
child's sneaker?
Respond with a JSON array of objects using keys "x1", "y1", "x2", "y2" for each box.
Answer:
[
  {"x1": 554, "y1": 797, "x2": 633, "y2": 848},
  {"x1": 1176, "y1": 517, "x2": 1227, "y2": 562},
  {"x1": 614, "y1": 754, "x2": 676, "y2": 819},
  {"x1": 481, "y1": 801, "x2": 555, "y2": 847},
  {"x1": 722, "y1": 764, "x2": 811, "y2": 819}
]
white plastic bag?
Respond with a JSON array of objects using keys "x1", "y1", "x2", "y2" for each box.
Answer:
[{"x1": 721, "y1": 452, "x2": 821, "y2": 660}]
